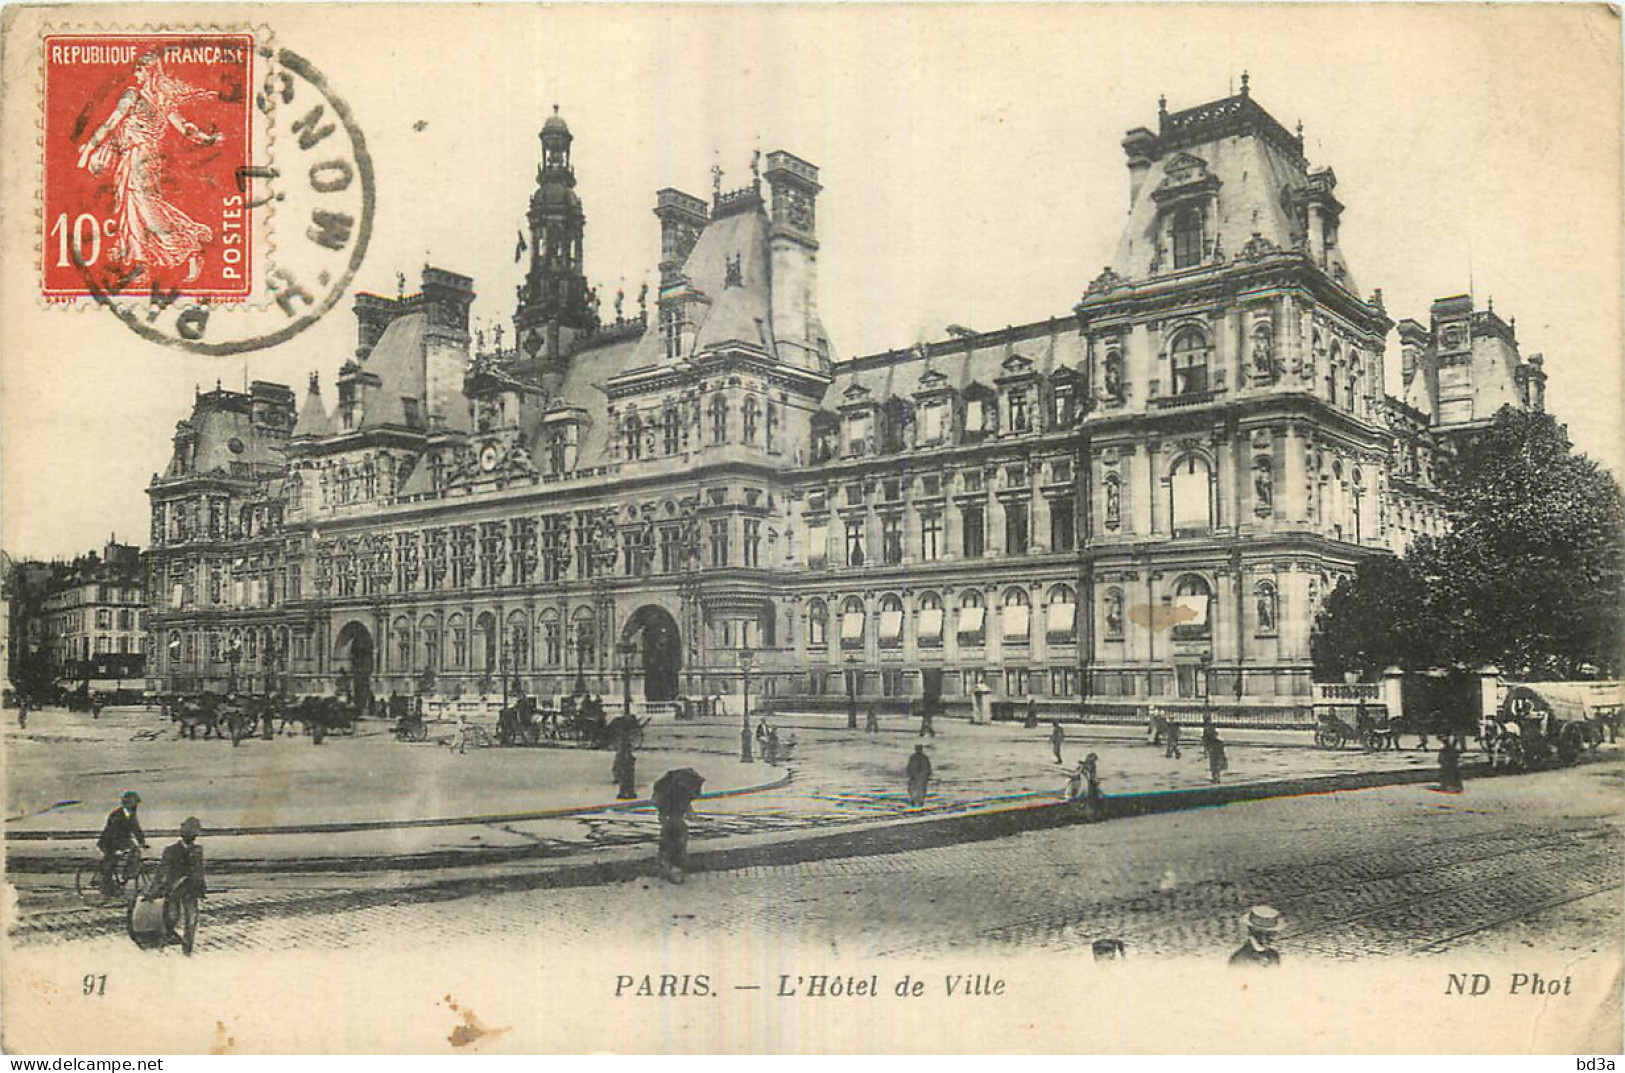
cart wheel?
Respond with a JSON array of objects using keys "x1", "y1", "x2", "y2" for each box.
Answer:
[
  {"x1": 409, "y1": 722, "x2": 428, "y2": 743},
  {"x1": 76, "y1": 863, "x2": 112, "y2": 908},
  {"x1": 1313, "y1": 728, "x2": 1336, "y2": 750},
  {"x1": 1362, "y1": 730, "x2": 1384, "y2": 752}
]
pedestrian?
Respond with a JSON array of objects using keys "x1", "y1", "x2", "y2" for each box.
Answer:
[
  {"x1": 906, "y1": 744, "x2": 932, "y2": 808},
  {"x1": 17, "y1": 694, "x2": 28, "y2": 730},
  {"x1": 1050, "y1": 720, "x2": 1065, "y2": 764},
  {"x1": 755, "y1": 719, "x2": 768, "y2": 745},
  {"x1": 865, "y1": 704, "x2": 879, "y2": 734},
  {"x1": 145, "y1": 817, "x2": 207, "y2": 956},
  {"x1": 1438, "y1": 735, "x2": 1463, "y2": 793},
  {"x1": 97, "y1": 791, "x2": 148, "y2": 893},
  {"x1": 652, "y1": 768, "x2": 705, "y2": 884},
  {"x1": 613, "y1": 735, "x2": 638, "y2": 800},
  {"x1": 1418, "y1": 708, "x2": 1439, "y2": 753},
  {"x1": 91, "y1": 692, "x2": 103, "y2": 720},
  {"x1": 1164, "y1": 717, "x2": 1182, "y2": 759},
  {"x1": 765, "y1": 725, "x2": 781, "y2": 765},
  {"x1": 919, "y1": 705, "x2": 936, "y2": 738},
  {"x1": 1146, "y1": 705, "x2": 1160, "y2": 745},
  {"x1": 1024, "y1": 697, "x2": 1039, "y2": 730},
  {"x1": 1229, "y1": 905, "x2": 1283, "y2": 968},
  {"x1": 1202, "y1": 719, "x2": 1228, "y2": 783},
  {"x1": 1081, "y1": 752, "x2": 1105, "y2": 821},
  {"x1": 1066, "y1": 761, "x2": 1085, "y2": 801}
]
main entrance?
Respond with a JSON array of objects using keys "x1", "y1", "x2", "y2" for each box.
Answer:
[
  {"x1": 622, "y1": 605, "x2": 682, "y2": 702},
  {"x1": 333, "y1": 621, "x2": 375, "y2": 705}
]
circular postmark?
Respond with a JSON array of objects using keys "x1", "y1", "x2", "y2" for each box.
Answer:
[{"x1": 70, "y1": 43, "x2": 373, "y2": 355}]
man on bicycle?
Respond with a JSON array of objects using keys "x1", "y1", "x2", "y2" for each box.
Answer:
[{"x1": 97, "y1": 790, "x2": 148, "y2": 892}]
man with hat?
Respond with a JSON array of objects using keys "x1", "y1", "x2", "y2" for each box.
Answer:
[
  {"x1": 1229, "y1": 905, "x2": 1283, "y2": 967},
  {"x1": 96, "y1": 791, "x2": 148, "y2": 895},
  {"x1": 147, "y1": 817, "x2": 207, "y2": 955}
]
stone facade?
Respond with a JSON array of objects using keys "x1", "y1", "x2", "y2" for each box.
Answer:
[{"x1": 144, "y1": 88, "x2": 1549, "y2": 716}]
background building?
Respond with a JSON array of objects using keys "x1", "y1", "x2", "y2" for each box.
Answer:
[
  {"x1": 144, "y1": 86, "x2": 1548, "y2": 717},
  {"x1": 6, "y1": 540, "x2": 146, "y2": 690}
]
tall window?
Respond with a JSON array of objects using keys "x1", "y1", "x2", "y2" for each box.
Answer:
[
  {"x1": 879, "y1": 594, "x2": 904, "y2": 649},
  {"x1": 765, "y1": 401, "x2": 779, "y2": 453},
  {"x1": 1001, "y1": 588, "x2": 1031, "y2": 644},
  {"x1": 625, "y1": 413, "x2": 643, "y2": 460},
  {"x1": 743, "y1": 519, "x2": 761, "y2": 566},
  {"x1": 841, "y1": 597, "x2": 865, "y2": 649},
  {"x1": 1171, "y1": 456, "x2": 1214, "y2": 532},
  {"x1": 1009, "y1": 391, "x2": 1030, "y2": 432},
  {"x1": 962, "y1": 504, "x2": 985, "y2": 558},
  {"x1": 957, "y1": 590, "x2": 986, "y2": 645},
  {"x1": 663, "y1": 408, "x2": 681, "y2": 454},
  {"x1": 710, "y1": 394, "x2": 728, "y2": 444},
  {"x1": 742, "y1": 396, "x2": 760, "y2": 445},
  {"x1": 920, "y1": 512, "x2": 943, "y2": 561},
  {"x1": 847, "y1": 413, "x2": 871, "y2": 456},
  {"x1": 917, "y1": 592, "x2": 944, "y2": 648},
  {"x1": 845, "y1": 519, "x2": 865, "y2": 567},
  {"x1": 1172, "y1": 575, "x2": 1213, "y2": 640},
  {"x1": 1046, "y1": 585, "x2": 1077, "y2": 641},
  {"x1": 807, "y1": 600, "x2": 828, "y2": 649},
  {"x1": 882, "y1": 516, "x2": 903, "y2": 565},
  {"x1": 1170, "y1": 329, "x2": 1209, "y2": 395},
  {"x1": 1171, "y1": 205, "x2": 1203, "y2": 269},
  {"x1": 1051, "y1": 495, "x2": 1075, "y2": 551},
  {"x1": 1005, "y1": 501, "x2": 1029, "y2": 555},
  {"x1": 708, "y1": 518, "x2": 730, "y2": 567}
]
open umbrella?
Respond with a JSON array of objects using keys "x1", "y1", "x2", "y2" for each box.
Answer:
[{"x1": 652, "y1": 768, "x2": 706, "y2": 814}]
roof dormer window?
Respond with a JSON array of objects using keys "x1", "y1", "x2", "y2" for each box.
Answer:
[{"x1": 1172, "y1": 205, "x2": 1203, "y2": 269}]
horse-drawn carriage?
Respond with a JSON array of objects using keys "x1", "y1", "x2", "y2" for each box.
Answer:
[{"x1": 1481, "y1": 684, "x2": 1610, "y2": 772}]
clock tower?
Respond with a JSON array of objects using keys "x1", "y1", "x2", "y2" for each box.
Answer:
[{"x1": 514, "y1": 106, "x2": 597, "y2": 371}]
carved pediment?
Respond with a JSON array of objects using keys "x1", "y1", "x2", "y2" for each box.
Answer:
[
  {"x1": 842, "y1": 380, "x2": 872, "y2": 402},
  {"x1": 999, "y1": 352, "x2": 1035, "y2": 377},
  {"x1": 916, "y1": 368, "x2": 951, "y2": 392}
]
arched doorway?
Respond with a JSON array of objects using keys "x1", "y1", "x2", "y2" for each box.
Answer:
[
  {"x1": 622, "y1": 605, "x2": 682, "y2": 702},
  {"x1": 333, "y1": 621, "x2": 375, "y2": 706}
]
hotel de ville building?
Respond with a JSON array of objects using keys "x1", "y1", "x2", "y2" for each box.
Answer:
[{"x1": 144, "y1": 82, "x2": 1549, "y2": 720}]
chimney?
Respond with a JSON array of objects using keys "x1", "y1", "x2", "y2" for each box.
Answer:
[
  {"x1": 353, "y1": 293, "x2": 397, "y2": 360},
  {"x1": 419, "y1": 266, "x2": 475, "y2": 434},
  {"x1": 1122, "y1": 127, "x2": 1156, "y2": 206},
  {"x1": 654, "y1": 188, "x2": 709, "y2": 286},
  {"x1": 763, "y1": 151, "x2": 824, "y2": 371}
]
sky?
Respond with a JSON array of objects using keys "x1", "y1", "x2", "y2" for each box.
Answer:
[{"x1": 3, "y1": 4, "x2": 1620, "y2": 561}]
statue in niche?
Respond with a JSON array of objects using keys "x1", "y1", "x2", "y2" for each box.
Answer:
[
  {"x1": 1254, "y1": 460, "x2": 1273, "y2": 508},
  {"x1": 1257, "y1": 586, "x2": 1276, "y2": 632},
  {"x1": 1104, "y1": 480, "x2": 1122, "y2": 530},
  {"x1": 1105, "y1": 590, "x2": 1124, "y2": 637},
  {"x1": 1252, "y1": 328, "x2": 1274, "y2": 381},
  {"x1": 1103, "y1": 353, "x2": 1124, "y2": 401}
]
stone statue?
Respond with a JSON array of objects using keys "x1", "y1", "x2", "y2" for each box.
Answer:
[
  {"x1": 614, "y1": 289, "x2": 625, "y2": 322},
  {"x1": 1258, "y1": 588, "x2": 1276, "y2": 632},
  {"x1": 1104, "y1": 480, "x2": 1122, "y2": 530},
  {"x1": 1103, "y1": 354, "x2": 1124, "y2": 401},
  {"x1": 1252, "y1": 329, "x2": 1274, "y2": 379},
  {"x1": 1255, "y1": 462, "x2": 1273, "y2": 507},
  {"x1": 1105, "y1": 590, "x2": 1124, "y2": 637}
]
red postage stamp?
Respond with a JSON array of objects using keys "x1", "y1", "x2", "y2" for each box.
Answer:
[{"x1": 42, "y1": 33, "x2": 255, "y2": 299}]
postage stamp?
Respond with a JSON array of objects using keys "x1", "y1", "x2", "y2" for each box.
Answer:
[{"x1": 42, "y1": 33, "x2": 256, "y2": 300}]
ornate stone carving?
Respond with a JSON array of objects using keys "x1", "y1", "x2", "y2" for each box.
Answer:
[{"x1": 1086, "y1": 266, "x2": 1127, "y2": 297}]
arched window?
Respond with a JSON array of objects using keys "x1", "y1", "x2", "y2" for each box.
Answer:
[
  {"x1": 1254, "y1": 581, "x2": 1278, "y2": 636},
  {"x1": 1171, "y1": 205, "x2": 1204, "y2": 269},
  {"x1": 392, "y1": 616, "x2": 411, "y2": 671},
  {"x1": 879, "y1": 594, "x2": 905, "y2": 648},
  {"x1": 742, "y1": 396, "x2": 760, "y2": 445},
  {"x1": 1170, "y1": 455, "x2": 1214, "y2": 531},
  {"x1": 418, "y1": 615, "x2": 439, "y2": 673},
  {"x1": 1172, "y1": 575, "x2": 1212, "y2": 640},
  {"x1": 538, "y1": 610, "x2": 560, "y2": 665},
  {"x1": 571, "y1": 607, "x2": 596, "y2": 667},
  {"x1": 1170, "y1": 329, "x2": 1209, "y2": 396},
  {"x1": 807, "y1": 600, "x2": 828, "y2": 649},
  {"x1": 1001, "y1": 587, "x2": 1031, "y2": 644},
  {"x1": 957, "y1": 589, "x2": 986, "y2": 645},
  {"x1": 1046, "y1": 585, "x2": 1077, "y2": 641},
  {"x1": 917, "y1": 592, "x2": 944, "y2": 648},
  {"x1": 709, "y1": 394, "x2": 729, "y2": 445},
  {"x1": 475, "y1": 612, "x2": 498, "y2": 674},
  {"x1": 448, "y1": 613, "x2": 467, "y2": 668},
  {"x1": 840, "y1": 596, "x2": 865, "y2": 649},
  {"x1": 507, "y1": 611, "x2": 529, "y2": 672}
]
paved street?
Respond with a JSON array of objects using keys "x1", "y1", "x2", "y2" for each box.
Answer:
[{"x1": 11, "y1": 735, "x2": 1619, "y2": 963}]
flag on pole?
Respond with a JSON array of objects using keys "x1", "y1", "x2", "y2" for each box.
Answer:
[{"x1": 514, "y1": 231, "x2": 527, "y2": 263}]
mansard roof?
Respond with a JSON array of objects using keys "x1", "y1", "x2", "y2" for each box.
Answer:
[{"x1": 827, "y1": 320, "x2": 1084, "y2": 409}]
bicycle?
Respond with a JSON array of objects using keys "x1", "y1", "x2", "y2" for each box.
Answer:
[{"x1": 75, "y1": 847, "x2": 155, "y2": 908}]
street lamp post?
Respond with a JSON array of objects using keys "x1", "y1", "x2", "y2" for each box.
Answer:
[
  {"x1": 619, "y1": 639, "x2": 637, "y2": 718},
  {"x1": 1200, "y1": 653, "x2": 1213, "y2": 728},
  {"x1": 739, "y1": 644, "x2": 754, "y2": 763},
  {"x1": 846, "y1": 653, "x2": 860, "y2": 730}
]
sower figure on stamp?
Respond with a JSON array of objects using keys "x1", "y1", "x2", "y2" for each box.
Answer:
[
  {"x1": 76, "y1": 54, "x2": 222, "y2": 283},
  {"x1": 145, "y1": 817, "x2": 206, "y2": 956}
]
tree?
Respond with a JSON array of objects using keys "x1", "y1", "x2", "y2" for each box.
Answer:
[{"x1": 1315, "y1": 407, "x2": 1625, "y2": 680}]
